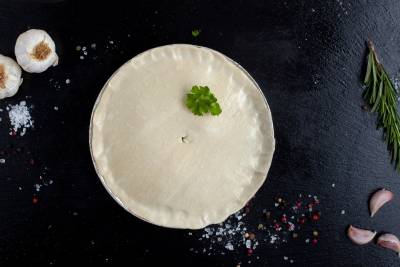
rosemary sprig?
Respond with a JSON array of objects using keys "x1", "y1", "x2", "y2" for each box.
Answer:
[{"x1": 363, "y1": 40, "x2": 400, "y2": 171}]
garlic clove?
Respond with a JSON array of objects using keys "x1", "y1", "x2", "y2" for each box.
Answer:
[
  {"x1": 377, "y1": 234, "x2": 400, "y2": 255},
  {"x1": 347, "y1": 225, "x2": 376, "y2": 245},
  {"x1": 0, "y1": 54, "x2": 22, "y2": 100},
  {"x1": 369, "y1": 188, "x2": 394, "y2": 217},
  {"x1": 15, "y1": 29, "x2": 58, "y2": 73}
]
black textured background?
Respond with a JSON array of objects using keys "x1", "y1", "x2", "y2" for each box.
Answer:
[{"x1": 0, "y1": 0, "x2": 400, "y2": 266}]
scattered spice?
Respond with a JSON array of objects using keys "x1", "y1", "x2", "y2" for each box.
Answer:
[
  {"x1": 190, "y1": 193, "x2": 321, "y2": 262},
  {"x1": 30, "y1": 168, "x2": 54, "y2": 204},
  {"x1": 249, "y1": 233, "x2": 256, "y2": 240},
  {"x1": 7, "y1": 101, "x2": 34, "y2": 136}
]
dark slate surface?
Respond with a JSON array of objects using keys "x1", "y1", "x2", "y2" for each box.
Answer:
[{"x1": 0, "y1": 0, "x2": 400, "y2": 266}]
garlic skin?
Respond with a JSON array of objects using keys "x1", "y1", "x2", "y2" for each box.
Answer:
[
  {"x1": 370, "y1": 188, "x2": 394, "y2": 217},
  {"x1": 347, "y1": 225, "x2": 376, "y2": 245},
  {"x1": 377, "y1": 234, "x2": 400, "y2": 255},
  {"x1": 0, "y1": 55, "x2": 22, "y2": 99},
  {"x1": 15, "y1": 29, "x2": 58, "y2": 73}
]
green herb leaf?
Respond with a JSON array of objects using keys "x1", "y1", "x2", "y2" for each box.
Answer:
[
  {"x1": 186, "y1": 85, "x2": 222, "y2": 116},
  {"x1": 363, "y1": 40, "x2": 400, "y2": 172},
  {"x1": 191, "y1": 29, "x2": 201, "y2": 37}
]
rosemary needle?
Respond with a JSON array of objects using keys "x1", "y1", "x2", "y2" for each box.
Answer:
[{"x1": 363, "y1": 40, "x2": 400, "y2": 171}]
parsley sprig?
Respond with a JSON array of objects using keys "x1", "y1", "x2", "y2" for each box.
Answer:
[{"x1": 186, "y1": 85, "x2": 222, "y2": 116}]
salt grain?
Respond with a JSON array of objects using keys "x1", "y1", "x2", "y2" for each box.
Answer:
[
  {"x1": 0, "y1": 159, "x2": 5, "y2": 164},
  {"x1": 341, "y1": 210, "x2": 345, "y2": 215},
  {"x1": 225, "y1": 242, "x2": 234, "y2": 251},
  {"x1": 270, "y1": 234, "x2": 278, "y2": 244},
  {"x1": 8, "y1": 101, "x2": 34, "y2": 136},
  {"x1": 65, "y1": 79, "x2": 71, "y2": 84},
  {"x1": 191, "y1": 193, "x2": 321, "y2": 258},
  {"x1": 34, "y1": 184, "x2": 41, "y2": 192}
]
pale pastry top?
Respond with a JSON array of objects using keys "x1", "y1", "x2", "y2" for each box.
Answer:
[{"x1": 90, "y1": 44, "x2": 275, "y2": 229}]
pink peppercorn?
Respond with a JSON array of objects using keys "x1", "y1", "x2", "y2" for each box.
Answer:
[{"x1": 247, "y1": 248, "x2": 253, "y2": 256}]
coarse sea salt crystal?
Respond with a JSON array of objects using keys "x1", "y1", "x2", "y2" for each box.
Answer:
[
  {"x1": 8, "y1": 101, "x2": 34, "y2": 136},
  {"x1": 270, "y1": 235, "x2": 278, "y2": 244},
  {"x1": 225, "y1": 242, "x2": 234, "y2": 251}
]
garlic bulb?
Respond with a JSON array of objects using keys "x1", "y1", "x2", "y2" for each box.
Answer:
[
  {"x1": 15, "y1": 29, "x2": 58, "y2": 73},
  {"x1": 0, "y1": 55, "x2": 22, "y2": 99}
]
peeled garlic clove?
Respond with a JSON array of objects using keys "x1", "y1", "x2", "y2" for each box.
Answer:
[
  {"x1": 0, "y1": 55, "x2": 22, "y2": 100},
  {"x1": 15, "y1": 29, "x2": 58, "y2": 73},
  {"x1": 377, "y1": 234, "x2": 400, "y2": 255},
  {"x1": 370, "y1": 188, "x2": 394, "y2": 217},
  {"x1": 347, "y1": 225, "x2": 376, "y2": 245}
]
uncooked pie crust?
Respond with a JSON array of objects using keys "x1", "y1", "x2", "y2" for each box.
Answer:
[{"x1": 90, "y1": 44, "x2": 275, "y2": 229}]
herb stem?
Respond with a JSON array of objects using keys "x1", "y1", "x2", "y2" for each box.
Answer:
[{"x1": 363, "y1": 40, "x2": 400, "y2": 171}]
